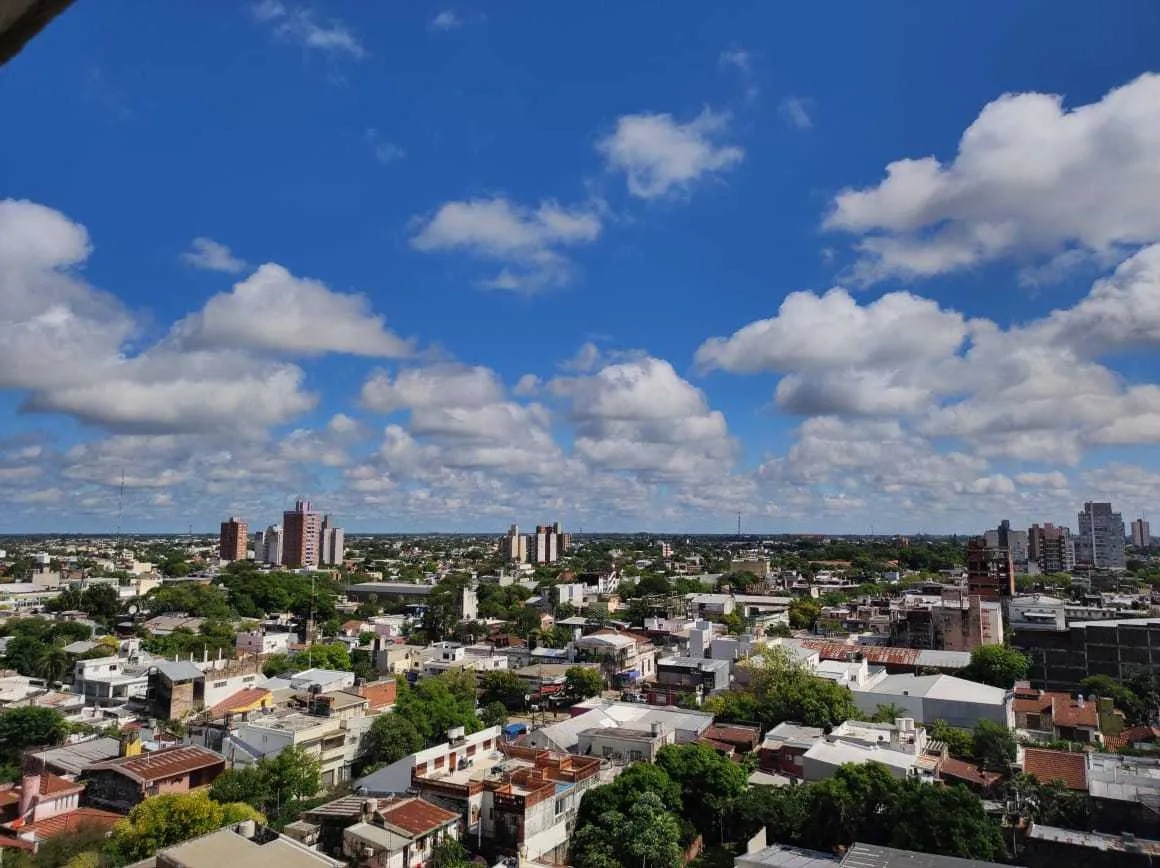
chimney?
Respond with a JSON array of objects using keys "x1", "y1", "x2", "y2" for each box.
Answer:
[{"x1": 18, "y1": 758, "x2": 41, "y2": 820}]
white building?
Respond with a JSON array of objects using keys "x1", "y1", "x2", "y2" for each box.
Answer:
[
  {"x1": 1076, "y1": 502, "x2": 1126, "y2": 569},
  {"x1": 320, "y1": 516, "x2": 345, "y2": 566},
  {"x1": 526, "y1": 700, "x2": 713, "y2": 754},
  {"x1": 257, "y1": 525, "x2": 283, "y2": 565},
  {"x1": 236, "y1": 630, "x2": 294, "y2": 657},
  {"x1": 849, "y1": 673, "x2": 1014, "y2": 730}
]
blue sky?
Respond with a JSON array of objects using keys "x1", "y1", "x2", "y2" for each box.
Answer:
[{"x1": 2, "y1": 1, "x2": 1160, "y2": 534}]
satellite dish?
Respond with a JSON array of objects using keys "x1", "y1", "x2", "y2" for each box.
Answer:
[{"x1": 127, "y1": 604, "x2": 139, "y2": 615}]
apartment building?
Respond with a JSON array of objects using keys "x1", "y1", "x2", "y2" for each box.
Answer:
[
  {"x1": 219, "y1": 517, "x2": 248, "y2": 562},
  {"x1": 283, "y1": 500, "x2": 322, "y2": 569},
  {"x1": 1076, "y1": 502, "x2": 1127, "y2": 569},
  {"x1": 223, "y1": 690, "x2": 373, "y2": 789},
  {"x1": 353, "y1": 726, "x2": 599, "y2": 863}
]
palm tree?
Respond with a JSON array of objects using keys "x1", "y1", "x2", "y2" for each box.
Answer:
[{"x1": 36, "y1": 645, "x2": 70, "y2": 687}]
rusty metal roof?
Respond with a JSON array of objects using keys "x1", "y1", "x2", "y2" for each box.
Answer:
[{"x1": 86, "y1": 745, "x2": 224, "y2": 784}]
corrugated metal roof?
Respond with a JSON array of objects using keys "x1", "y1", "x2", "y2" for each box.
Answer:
[
  {"x1": 840, "y1": 842, "x2": 1000, "y2": 867},
  {"x1": 87, "y1": 745, "x2": 224, "y2": 784}
]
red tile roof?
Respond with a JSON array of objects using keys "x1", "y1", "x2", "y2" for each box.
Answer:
[
  {"x1": 938, "y1": 757, "x2": 1002, "y2": 788},
  {"x1": 0, "y1": 836, "x2": 34, "y2": 851},
  {"x1": 359, "y1": 680, "x2": 397, "y2": 710},
  {"x1": 1022, "y1": 748, "x2": 1087, "y2": 790},
  {"x1": 22, "y1": 808, "x2": 122, "y2": 840},
  {"x1": 1013, "y1": 689, "x2": 1099, "y2": 730},
  {"x1": 380, "y1": 798, "x2": 459, "y2": 836},
  {"x1": 38, "y1": 773, "x2": 83, "y2": 798},
  {"x1": 87, "y1": 745, "x2": 225, "y2": 784},
  {"x1": 1103, "y1": 725, "x2": 1160, "y2": 752},
  {"x1": 209, "y1": 687, "x2": 271, "y2": 717}
]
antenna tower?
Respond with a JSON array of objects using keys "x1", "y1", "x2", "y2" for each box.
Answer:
[
  {"x1": 116, "y1": 469, "x2": 125, "y2": 553},
  {"x1": 737, "y1": 511, "x2": 742, "y2": 538}
]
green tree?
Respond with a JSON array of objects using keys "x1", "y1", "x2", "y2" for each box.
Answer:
[
  {"x1": 479, "y1": 670, "x2": 528, "y2": 709},
  {"x1": 208, "y1": 765, "x2": 265, "y2": 807},
  {"x1": 394, "y1": 672, "x2": 481, "y2": 744},
  {"x1": 961, "y1": 645, "x2": 1029, "y2": 689},
  {"x1": 731, "y1": 761, "x2": 1005, "y2": 862},
  {"x1": 862, "y1": 703, "x2": 907, "y2": 724},
  {"x1": 206, "y1": 747, "x2": 318, "y2": 815},
  {"x1": 36, "y1": 644, "x2": 71, "y2": 686},
  {"x1": 655, "y1": 743, "x2": 747, "y2": 841},
  {"x1": 576, "y1": 762, "x2": 682, "y2": 830},
  {"x1": 303, "y1": 643, "x2": 351, "y2": 671},
  {"x1": 262, "y1": 744, "x2": 321, "y2": 808},
  {"x1": 1076, "y1": 673, "x2": 1150, "y2": 724},
  {"x1": 926, "y1": 720, "x2": 972, "y2": 759},
  {"x1": 788, "y1": 598, "x2": 822, "y2": 631},
  {"x1": 262, "y1": 653, "x2": 294, "y2": 678},
  {"x1": 571, "y1": 791, "x2": 683, "y2": 868},
  {"x1": 106, "y1": 792, "x2": 263, "y2": 864},
  {"x1": 365, "y1": 713, "x2": 426, "y2": 765},
  {"x1": 704, "y1": 646, "x2": 858, "y2": 730},
  {"x1": 0, "y1": 706, "x2": 67, "y2": 767},
  {"x1": 565, "y1": 665, "x2": 604, "y2": 699},
  {"x1": 972, "y1": 720, "x2": 1017, "y2": 773},
  {"x1": 430, "y1": 837, "x2": 472, "y2": 868},
  {"x1": 481, "y1": 701, "x2": 508, "y2": 728}
]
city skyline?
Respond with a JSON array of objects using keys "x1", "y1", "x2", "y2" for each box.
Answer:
[{"x1": 3, "y1": 4, "x2": 1160, "y2": 533}]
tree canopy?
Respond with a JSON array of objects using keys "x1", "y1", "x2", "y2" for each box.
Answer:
[
  {"x1": 704, "y1": 645, "x2": 859, "y2": 730},
  {"x1": 733, "y1": 762, "x2": 1006, "y2": 862},
  {"x1": 107, "y1": 792, "x2": 263, "y2": 864},
  {"x1": 207, "y1": 745, "x2": 320, "y2": 816},
  {"x1": 364, "y1": 712, "x2": 426, "y2": 765},
  {"x1": 565, "y1": 666, "x2": 603, "y2": 699},
  {"x1": 393, "y1": 670, "x2": 481, "y2": 745},
  {"x1": 961, "y1": 645, "x2": 1029, "y2": 689}
]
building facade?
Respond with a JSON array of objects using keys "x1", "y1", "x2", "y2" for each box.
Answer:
[
  {"x1": 1132, "y1": 518, "x2": 1152, "y2": 549},
  {"x1": 1076, "y1": 502, "x2": 1126, "y2": 569},
  {"x1": 219, "y1": 517, "x2": 248, "y2": 562},
  {"x1": 966, "y1": 537, "x2": 1015, "y2": 600},
  {"x1": 283, "y1": 500, "x2": 322, "y2": 569}
]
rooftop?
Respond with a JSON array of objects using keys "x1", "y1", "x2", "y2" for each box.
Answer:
[
  {"x1": 30, "y1": 737, "x2": 121, "y2": 775},
  {"x1": 87, "y1": 745, "x2": 225, "y2": 784},
  {"x1": 1026, "y1": 823, "x2": 1160, "y2": 855},
  {"x1": 18, "y1": 807, "x2": 122, "y2": 841},
  {"x1": 840, "y1": 842, "x2": 1000, "y2": 866},
  {"x1": 854, "y1": 673, "x2": 1007, "y2": 705},
  {"x1": 1022, "y1": 748, "x2": 1087, "y2": 790},
  {"x1": 378, "y1": 797, "x2": 459, "y2": 836},
  {"x1": 209, "y1": 688, "x2": 271, "y2": 717},
  {"x1": 156, "y1": 823, "x2": 343, "y2": 868},
  {"x1": 737, "y1": 843, "x2": 838, "y2": 868}
]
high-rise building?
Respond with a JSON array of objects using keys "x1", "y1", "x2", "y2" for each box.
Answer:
[
  {"x1": 1028, "y1": 523, "x2": 1074, "y2": 574},
  {"x1": 966, "y1": 536, "x2": 1015, "y2": 600},
  {"x1": 1076, "y1": 502, "x2": 1126, "y2": 569},
  {"x1": 219, "y1": 517, "x2": 248, "y2": 562},
  {"x1": 501, "y1": 524, "x2": 527, "y2": 563},
  {"x1": 533, "y1": 522, "x2": 566, "y2": 564},
  {"x1": 984, "y1": 520, "x2": 1029, "y2": 569},
  {"x1": 283, "y1": 499, "x2": 322, "y2": 569},
  {"x1": 256, "y1": 524, "x2": 283, "y2": 565},
  {"x1": 320, "y1": 515, "x2": 345, "y2": 566},
  {"x1": 1131, "y1": 518, "x2": 1152, "y2": 548}
]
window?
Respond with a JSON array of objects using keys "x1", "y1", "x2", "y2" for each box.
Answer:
[{"x1": 555, "y1": 798, "x2": 565, "y2": 815}]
